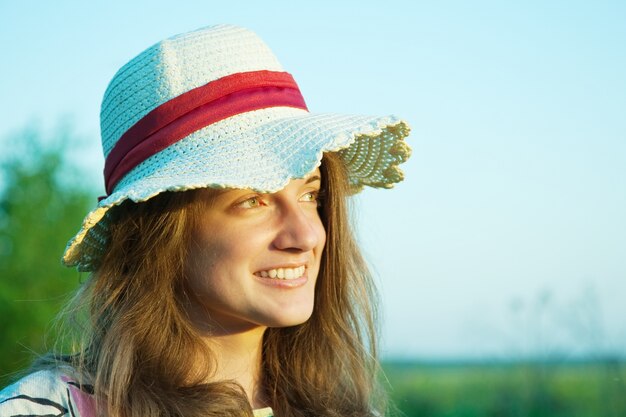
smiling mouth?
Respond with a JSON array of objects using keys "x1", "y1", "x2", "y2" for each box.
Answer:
[{"x1": 255, "y1": 266, "x2": 306, "y2": 280}]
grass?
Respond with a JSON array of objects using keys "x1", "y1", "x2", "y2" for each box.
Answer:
[{"x1": 382, "y1": 358, "x2": 626, "y2": 417}]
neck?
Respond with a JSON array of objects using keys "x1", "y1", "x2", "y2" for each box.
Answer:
[
  {"x1": 183, "y1": 298, "x2": 270, "y2": 408},
  {"x1": 203, "y1": 325, "x2": 268, "y2": 409}
]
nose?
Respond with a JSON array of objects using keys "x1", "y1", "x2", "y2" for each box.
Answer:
[{"x1": 272, "y1": 202, "x2": 324, "y2": 252}]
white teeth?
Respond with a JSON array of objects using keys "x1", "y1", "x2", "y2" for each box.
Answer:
[{"x1": 257, "y1": 266, "x2": 306, "y2": 280}]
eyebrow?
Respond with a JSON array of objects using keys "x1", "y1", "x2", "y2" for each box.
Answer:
[
  {"x1": 215, "y1": 175, "x2": 322, "y2": 201},
  {"x1": 305, "y1": 175, "x2": 321, "y2": 184}
]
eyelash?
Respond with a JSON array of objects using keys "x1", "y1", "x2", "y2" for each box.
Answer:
[{"x1": 304, "y1": 190, "x2": 327, "y2": 208}]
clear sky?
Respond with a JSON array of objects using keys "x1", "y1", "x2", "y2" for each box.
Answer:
[{"x1": 1, "y1": 0, "x2": 625, "y2": 359}]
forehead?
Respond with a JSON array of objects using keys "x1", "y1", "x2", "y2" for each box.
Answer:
[
  {"x1": 197, "y1": 168, "x2": 322, "y2": 199},
  {"x1": 300, "y1": 168, "x2": 322, "y2": 183}
]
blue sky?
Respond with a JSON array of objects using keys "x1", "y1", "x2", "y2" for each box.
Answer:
[{"x1": 1, "y1": 0, "x2": 625, "y2": 359}]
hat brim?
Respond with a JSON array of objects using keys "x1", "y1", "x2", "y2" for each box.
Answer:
[{"x1": 63, "y1": 107, "x2": 410, "y2": 271}]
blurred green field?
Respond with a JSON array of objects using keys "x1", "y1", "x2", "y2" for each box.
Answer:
[{"x1": 383, "y1": 359, "x2": 626, "y2": 417}]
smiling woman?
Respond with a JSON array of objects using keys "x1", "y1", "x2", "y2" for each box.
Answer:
[
  {"x1": 0, "y1": 24, "x2": 411, "y2": 417},
  {"x1": 185, "y1": 169, "x2": 326, "y2": 332}
]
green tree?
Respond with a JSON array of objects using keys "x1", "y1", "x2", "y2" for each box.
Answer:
[{"x1": 0, "y1": 127, "x2": 94, "y2": 387}]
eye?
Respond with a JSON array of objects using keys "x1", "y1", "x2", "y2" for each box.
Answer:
[
  {"x1": 300, "y1": 191, "x2": 320, "y2": 204},
  {"x1": 236, "y1": 195, "x2": 267, "y2": 209}
]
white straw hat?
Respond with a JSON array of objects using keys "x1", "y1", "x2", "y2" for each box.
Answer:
[{"x1": 63, "y1": 24, "x2": 411, "y2": 271}]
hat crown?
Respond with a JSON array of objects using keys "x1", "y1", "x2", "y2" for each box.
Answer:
[{"x1": 100, "y1": 24, "x2": 284, "y2": 159}]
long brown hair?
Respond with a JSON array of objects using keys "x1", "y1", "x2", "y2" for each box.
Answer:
[{"x1": 45, "y1": 152, "x2": 384, "y2": 416}]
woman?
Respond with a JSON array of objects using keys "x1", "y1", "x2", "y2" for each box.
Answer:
[{"x1": 0, "y1": 24, "x2": 411, "y2": 417}]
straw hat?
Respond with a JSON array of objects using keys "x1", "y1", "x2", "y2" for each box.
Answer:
[{"x1": 63, "y1": 24, "x2": 411, "y2": 271}]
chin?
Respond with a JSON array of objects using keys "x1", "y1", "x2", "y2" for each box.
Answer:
[{"x1": 265, "y1": 306, "x2": 314, "y2": 328}]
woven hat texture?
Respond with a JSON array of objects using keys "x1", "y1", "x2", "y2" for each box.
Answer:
[{"x1": 63, "y1": 24, "x2": 411, "y2": 271}]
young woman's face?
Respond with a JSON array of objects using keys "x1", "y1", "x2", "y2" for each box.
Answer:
[{"x1": 184, "y1": 169, "x2": 326, "y2": 334}]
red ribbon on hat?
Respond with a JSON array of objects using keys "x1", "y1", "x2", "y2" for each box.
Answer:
[{"x1": 102, "y1": 70, "x2": 308, "y2": 197}]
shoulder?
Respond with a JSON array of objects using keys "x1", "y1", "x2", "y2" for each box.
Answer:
[{"x1": 0, "y1": 369, "x2": 95, "y2": 417}]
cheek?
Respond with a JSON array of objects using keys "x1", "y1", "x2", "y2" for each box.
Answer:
[
  {"x1": 185, "y1": 242, "x2": 238, "y2": 309},
  {"x1": 308, "y1": 218, "x2": 327, "y2": 275},
  {"x1": 186, "y1": 231, "x2": 223, "y2": 289},
  {"x1": 319, "y1": 228, "x2": 327, "y2": 253},
  {"x1": 314, "y1": 216, "x2": 327, "y2": 250},
  {"x1": 185, "y1": 226, "x2": 255, "y2": 289}
]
